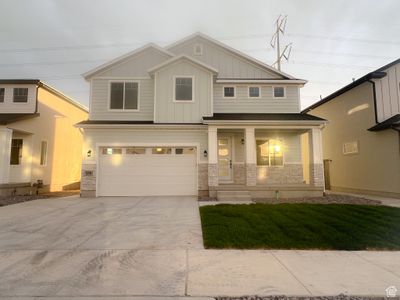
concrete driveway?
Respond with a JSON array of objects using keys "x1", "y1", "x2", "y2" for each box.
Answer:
[{"x1": 0, "y1": 196, "x2": 399, "y2": 299}]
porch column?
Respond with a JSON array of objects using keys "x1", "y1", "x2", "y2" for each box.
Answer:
[
  {"x1": 208, "y1": 126, "x2": 218, "y2": 187},
  {"x1": 309, "y1": 127, "x2": 324, "y2": 188},
  {"x1": 245, "y1": 127, "x2": 257, "y2": 186},
  {"x1": 0, "y1": 127, "x2": 12, "y2": 184}
]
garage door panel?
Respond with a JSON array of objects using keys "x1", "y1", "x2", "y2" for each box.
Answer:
[{"x1": 98, "y1": 148, "x2": 197, "y2": 196}]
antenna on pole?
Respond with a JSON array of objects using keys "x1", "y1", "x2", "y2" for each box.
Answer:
[{"x1": 270, "y1": 15, "x2": 292, "y2": 71}]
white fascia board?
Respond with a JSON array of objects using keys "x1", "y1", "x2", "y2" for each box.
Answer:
[
  {"x1": 82, "y1": 43, "x2": 175, "y2": 80},
  {"x1": 165, "y1": 32, "x2": 295, "y2": 79},
  {"x1": 75, "y1": 123, "x2": 208, "y2": 130},
  {"x1": 216, "y1": 79, "x2": 307, "y2": 85},
  {"x1": 202, "y1": 120, "x2": 326, "y2": 127},
  {"x1": 147, "y1": 54, "x2": 218, "y2": 75}
]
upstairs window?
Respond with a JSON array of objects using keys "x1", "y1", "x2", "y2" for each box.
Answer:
[
  {"x1": 110, "y1": 82, "x2": 139, "y2": 110},
  {"x1": 223, "y1": 86, "x2": 235, "y2": 98},
  {"x1": 10, "y1": 139, "x2": 23, "y2": 165},
  {"x1": 175, "y1": 77, "x2": 193, "y2": 101},
  {"x1": 0, "y1": 88, "x2": 4, "y2": 102},
  {"x1": 193, "y1": 43, "x2": 203, "y2": 55},
  {"x1": 273, "y1": 86, "x2": 285, "y2": 98},
  {"x1": 13, "y1": 88, "x2": 28, "y2": 102},
  {"x1": 249, "y1": 86, "x2": 260, "y2": 98}
]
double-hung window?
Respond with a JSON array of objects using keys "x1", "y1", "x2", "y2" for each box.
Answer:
[
  {"x1": 13, "y1": 88, "x2": 28, "y2": 102},
  {"x1": 110, "y1": 82, "x2": 139, "y2": 110},
  {"x1": 273, "y1": 86, "x2": 285, "y2": 98},
  {"x1": 256, "y1": 139, "x2": 283, "y2": 166},
  {"x1": 249, "y1": 86, "x2": 260, "y2": 98},
  {"x1": 175, "y1": 77, "x2": 193, "y2": 101},
  {"x1": 10, "y1": 139, "x2": 23, "y2": 165},
  {"x1": 223, "y1": 86, "x2": 235, "y2": 98}
]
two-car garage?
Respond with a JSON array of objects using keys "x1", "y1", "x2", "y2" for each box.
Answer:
[{"x1": 97, "y1": 146, "x2": 197, "y2": 196}]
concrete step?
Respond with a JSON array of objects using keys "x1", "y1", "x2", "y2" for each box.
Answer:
[{"x1": 217, "y1": 191, "x2": 252, "y2": 202}]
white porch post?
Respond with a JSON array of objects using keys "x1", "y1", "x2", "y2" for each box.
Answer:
[
  {"x1": 309, "y1": 127, "x2": 324, "y2": 188},
  {"x1": 245, "y1": 127, "x2": 257, "y2": 186},
  {"x1": 0, "y1": 127, "x2": 12, "y2": 184},
  {"x1": 208, "y1": 126, "x2": 218, "y2": 187}
]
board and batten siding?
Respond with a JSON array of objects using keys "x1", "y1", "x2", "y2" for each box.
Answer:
[
  {"x1": 154, "y1": 60, "x2": 213, "y2": 123},
  {"x1": 0, "y1": 84, "x2": 37, "y2": 114},
  {"x1": 374, "y1": 63, "x2": 400, "y2": 123},
  {"x1": 168, "y1": 36, "x2": 282, "y2": 79},
  {"x1": 83, "y1": 128, "x2": 208, "y2": 163},
  {"x1": 89, "y1": 78, "x2": 154, "y2": 121},
  {"x1": 213, "y1": 84, "x2": 300, "y2": 113}
]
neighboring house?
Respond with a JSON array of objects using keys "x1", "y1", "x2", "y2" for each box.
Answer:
[
  {"x1": 78, "y1": 32, "x2": 326, "y2": 199},
  {"x1": 303, "y1": 59, "x2": 400, "y2": 199},
  {"x1": 0, "y1": 80, "x2": 88, "y2": 195}
]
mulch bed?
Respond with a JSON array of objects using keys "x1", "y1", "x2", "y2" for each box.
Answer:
[
  {"x1": 0, "y1": 190, "x2": 80, "y2": 207},
  {"x1": 255, "y1": 194, "x2": 381, "y2": 206}
]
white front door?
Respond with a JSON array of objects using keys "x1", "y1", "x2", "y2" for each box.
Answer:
[{"x1": 218, "y1": 137, "x2": 232, "y2": 182}]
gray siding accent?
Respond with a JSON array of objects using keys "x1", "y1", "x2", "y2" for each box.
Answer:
[
  {"x1": 0, "y1": 84, "x2": 37, "y2": 114},
  {"x1": 89, "y1": 78, "x2": 154, "y2": 121},
  {"x1": 95, "y1": 47, "x2": 171, "y2": 77},
  {"x1": 155, "y1": 60, "x2": 212, "y2": 123},
  {"x1": 168, "y1": 36, "x2": 282, "y2": 79},
  {"x1": 374, "y1": 63, "x2": 400, "y2": 123},
  {"x1": 83, "y1": 128, "x2": 208, "y2": 163},
  {"x1": 214, "y1": 84, "x2": 300, "y2": 113}
]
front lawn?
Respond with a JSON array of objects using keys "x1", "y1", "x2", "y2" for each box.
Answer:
[{"x1": 200, "y1": 203, "x2": 400, "y2": 250}]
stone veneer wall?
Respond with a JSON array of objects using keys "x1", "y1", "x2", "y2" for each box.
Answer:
[
  {"x1": 208, "y1": 163, "x2": 218, "y2": 187},
  {"x1": 246, "y1": 163, "x2": 257, "y2": 186},
  {"x1": 198, "y1": 163, "x2": 208, "y2": 191},
  {"x1": 233, "y1": 163, "x2": 246, "y2": 185},
  {"x1": 81, "y1": 163, "x2": 96, "y2": 197},
  {"x1": 257, "y1": 164, "x2": 304, "y2": 185},
  {"x1": 310, "y1": 163, "x2": 324, "y2": 187}
]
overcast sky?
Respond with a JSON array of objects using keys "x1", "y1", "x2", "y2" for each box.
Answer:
[{"x1": 1, "y1": 0, "x2": 399, "y2": 109}]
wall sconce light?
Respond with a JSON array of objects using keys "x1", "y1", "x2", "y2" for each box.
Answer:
[
  {"x1": 87, "y1": 150, "x2": 92, "y2": 158},
  {"x1": 203, "y1": 150, "x2": 208, "y2": 157},
  {"x1": 241, "y1": 138, "x2": 245, "y2": 145}
]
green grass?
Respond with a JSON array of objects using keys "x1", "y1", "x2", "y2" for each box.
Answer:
[{"x1": 199, "y1": 203, "x2": 400, "y2": 250}]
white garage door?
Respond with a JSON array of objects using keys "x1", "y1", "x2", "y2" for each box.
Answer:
[{"x1": 98, "y1": 146, "x2": 197, "y2": 196}]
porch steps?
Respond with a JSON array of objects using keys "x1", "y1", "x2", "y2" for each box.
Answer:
[{"x1": 217, "y1": 191, "x2": 253, "y2": 202}]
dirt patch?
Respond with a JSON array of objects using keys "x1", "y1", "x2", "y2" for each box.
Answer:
[
  {"x1": 0, "y1": 190, "x2": 80, "y2": 207},
  {"x1": 255, "y1": 193, "x2": 381, "y2": 206}
]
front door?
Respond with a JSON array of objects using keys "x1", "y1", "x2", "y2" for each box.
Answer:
[{"x1": 218, "y1": 137, "x2": 232, "y2": 182}]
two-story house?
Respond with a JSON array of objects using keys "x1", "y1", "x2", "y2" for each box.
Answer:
[
  {"x1": 303, "y1": 59, "x2": 400, "y2": 199},
  {"x1": 78, "y1": 32, "x2": 326, "y2": 199},
  {"x1": 0, "y1": 80, "x2": 88, "y2": 195}
]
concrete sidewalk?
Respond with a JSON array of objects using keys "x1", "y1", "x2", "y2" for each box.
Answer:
[{"x1": 0, "y1": 249, "x2": 399, "y2": 298}]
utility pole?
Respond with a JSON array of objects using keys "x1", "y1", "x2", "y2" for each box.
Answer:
[{"x1": 270, "y1": 15, "x2": 292, "y2": 71}]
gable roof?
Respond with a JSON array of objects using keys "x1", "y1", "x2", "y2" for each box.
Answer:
[
  {"x1": 82, "y1": 43, "x2": 175, "y2": 80},
  {"x1": 302, "y1": 58, "x2": 400, "y2": 113},
  {"x1": 166, "y1": 32, "x2": 296, "y2": 80},
  {"x1": 148, "y1": 54, "x2": 218, "y2": 75}
]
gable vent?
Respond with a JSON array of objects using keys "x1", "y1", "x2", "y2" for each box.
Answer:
[{"x1": 193, "y1": 43, "x2": 203, "y2": 56}]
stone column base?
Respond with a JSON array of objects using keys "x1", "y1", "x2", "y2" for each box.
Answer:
[
  {"x1": 81, "y1": 163, "x2": 96, "y2": 197},
  {"x1": 246, "y1": 163, "x2": 257, "y2": 186},
  {"x1": 208, "y1": 163, "x2": 218, "y2": 187}
]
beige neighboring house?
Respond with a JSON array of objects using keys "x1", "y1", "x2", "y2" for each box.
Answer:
[
  {"x1": 303, "y1": 59, "x2": 400, "y2": 199},
  {"x1": 78, "y1": 32, "x2": 326, "y2": 199},
  {"x1": 0, "y1": 80, "x2": 88, "y2": 195}
]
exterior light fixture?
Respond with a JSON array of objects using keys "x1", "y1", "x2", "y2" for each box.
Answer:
[
  {"x1": 241, "y1": 138, "x2": 245, "y2": 145},
  {"x1": 203, "y1": 150, "x2": 208, "y2": 157},
  {"x1": 87, "y1": 150, "x2": 92, "y2": 157}
]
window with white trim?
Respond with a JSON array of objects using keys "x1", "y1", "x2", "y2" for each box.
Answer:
[
  {"x1": 13, "y1": 88, "x2": 28, "y2": 102},
  {"x1": 102, "y1": 148, "x2": 122, "y2": 155},
  {"x1": 343, "y1": 141, "x2": 358, "y2": 155},
  {"x1": 273, "y1": 87, "x2": 285, "y2": 98},
  {"x1": 249, "y1": 86, "x2": 260, "y2": 98},
  {"x1": 10, "y1": 139, "x2": 23, "y2": 165},
  {"x1": 40, "y1": 141, "x2": 48, "y2": 166},
  {"x1": 175, "y1": 77, "x2": 193, "y2": 101},
  {"x1": 0, "y1": 88, "x2": 4, "y2": 102},
  {"x1": 193, "y1": 43, "x2": 203, "y2": 55},
  {"x1": 256, "y1": 139, "x2": 283, "y2": 166},
  {"x1": 223, "y1": 86, "x2": 235, "y2": 98},
  {"x1": 110, "y1": 82, "x2": 139, "y2": 110}
]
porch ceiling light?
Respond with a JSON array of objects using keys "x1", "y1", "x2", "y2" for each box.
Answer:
[{"x1": 156, "y1": 148, "x2": 162, "y2": 152}]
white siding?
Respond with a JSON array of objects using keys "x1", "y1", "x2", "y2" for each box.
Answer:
[
  {"x1": 168, "y1": 36, "x2": 282, "y2": 79},
  {"x1": 155, "y1": 60, "x2": 213, "y2": 123},
  {"x1": 214, "y1": 84, "x2": 300, "y2": 113},
  {"x1": 89, "y1": 78, "x2": 154, "y2": 121},
  {"x1": 94, "y1": 47, "x2": 171, "y2": 78},
  {"x1": 0, "y1": 84, "x2": 37, "y2": 114},
  {"x1": 374, "y1": 63, "x2": 400, "y2": 122},
  {"x1": 83, "y1": 128, "x2": 208, "y2": 163}
]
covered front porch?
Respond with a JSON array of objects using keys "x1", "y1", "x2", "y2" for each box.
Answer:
[{"x1": 205, "y1": 118, "x2": 326, "y2": 199}]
